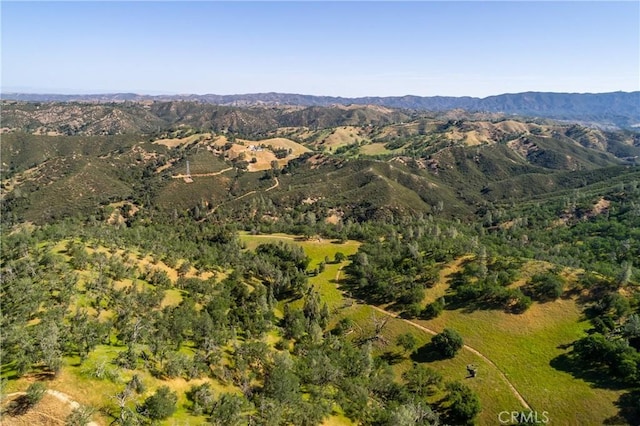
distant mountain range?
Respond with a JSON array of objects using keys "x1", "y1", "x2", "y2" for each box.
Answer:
[{"x1": 3, "y1": 91, "x2": 639, "y2": 129}]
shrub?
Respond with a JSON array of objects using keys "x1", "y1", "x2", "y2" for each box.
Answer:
[
  {"x1": 164, "y1": 351, "x2": 191, "y2": 378},
  {"x1": 128, "y1": 374, "x2": 145, "y2": 394},
  {"x1": 511, "y1": 294, "x2": 532, "y2": 313},
  {"x1": 431, "y1": 328, "x2": 463, "y2": 358},
  {"x1": 396, "y1": 333, "x2": 418, "y2": 354},
  {"x1": 140, "y1": 386, "x2": 177, "y2": 420},
  {"x1": 65, "y1": 406, "x2": 95, "y2": 426},
  {"x1": 332, "y1": 317, "x2": 355, "y2": 336},
  {"x1": 403, "y1": 364, "x2": 442, "y2": 397},
  {"x1": 25, "y1": 382, "x2": 47, "y2": 406},
  {"x1": 404, "y1": 303, "x2": 423, "y2": 318},
  {"x1": 524, "y1": 272, "x2": 565, "y2": 301},
  {"x1": 210, "y1": 393, "x2": 250, "y2": 425},
  {"x1": 422, "y1": 298, "x2": 445, "y2": 319},
  {"x1": 114, "y1": 346, "x2": 137, "y2": 370},
  {"x1": 445, "y1": 381, "x2": 481, "y2": 425},
  {"x1": 186, "y1": 383, "x2": 215, "y2": 415}
]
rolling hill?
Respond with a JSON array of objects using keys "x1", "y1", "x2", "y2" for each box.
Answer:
[
  {"x1": 2, "y1": 102, "x2": 637, "y2": 225},
  {"x1": 1, "y1": 99, "x2": 639, "y2": 426},
  {"x1": 3, "y1": 90, "x2": 639, "y2": 128}
]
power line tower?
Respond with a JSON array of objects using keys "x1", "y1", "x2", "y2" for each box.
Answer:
[{"x1": 184, "y1": 160, "x2": 193, "y2": 183}]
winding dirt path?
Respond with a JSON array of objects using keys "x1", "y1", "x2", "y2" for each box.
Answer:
[
  {"x1": 334, "y1": 266, "x2": 532, "y2": 411},
  {"x1": 265, "y1": 177, "x2": 279, "y2": 192}
]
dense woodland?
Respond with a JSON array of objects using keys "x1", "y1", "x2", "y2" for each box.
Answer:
[{"x1": 1, "y1": 102, "x2": 639, "y2": 425}]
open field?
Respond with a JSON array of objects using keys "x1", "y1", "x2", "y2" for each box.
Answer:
[
  {"x1": 238, "y1": 137, "x2": 310, "y2": 157},
  {"x1": 359, "y1": 142, "x2": 395, "y2": 156},
  {"x1": 1, "y1": 391, "x2": 78, "y2": 426},
  {"x1": 332, "y1": 302, "x2": 525, "y2": 425},
  {"x1": 239, "y1": 233, "x2": 360, "y2": 267},
  {"x1": 152, "y1": 133, "x2": 212, "y2": 148},
  {"x1": 210, "y1": 136, "x2": 311, "y2": 172},
  {"x1": 240, "y1": 235, "x2": 628, "y2": 425},
  {"x1": 419, "y1": 300, "x2": 622, "y2": 425},
  {"x1": 413, "y1": 256, "x2": 625, "y2": 425},
  {"x1": 240, "y1": 233, "x2": 360, "y2": 312},
  {"x1": 318, "y1": 126, "x2": 370, "y2": 150}
]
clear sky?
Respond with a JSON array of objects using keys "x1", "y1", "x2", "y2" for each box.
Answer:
[{"x1": 2, "y1": 1, "x2": 639, "y2": 97}]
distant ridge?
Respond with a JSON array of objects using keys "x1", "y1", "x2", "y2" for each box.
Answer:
[{"x1": 2, "y1": 91, "x2": 639, "y2": 128}]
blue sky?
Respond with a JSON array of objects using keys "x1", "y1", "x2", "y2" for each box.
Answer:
[{"x1": 2, "y1": 1, "x2": 639, "y2": 97}]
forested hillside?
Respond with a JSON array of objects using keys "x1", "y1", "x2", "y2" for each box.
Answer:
[{"x1": 4, "y1": 90, "x2": 639, "y2": 128}]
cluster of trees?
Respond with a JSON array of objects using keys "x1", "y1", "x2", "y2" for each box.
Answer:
[
  {"x1": 568, "y1": 274, "x2": 640, "y2": 386},
  {"x1": 522, "y1": 272, "x2": 566, "y2": 302},
  {"x1": 343, "y1": 225, "x2": 469, "y2": 315},
  {"x1": 481, "y1": 184, "x2": 640, "y2": 280},
  {"x1": 0, "y1": 223, "x2": 482, "y2": 425},
  {"x1": 447, "y1": 253, "x2": 532, "y2": 313},
  {"x1": 182, "y1": 336, "x2": 477, "y2": 425}
]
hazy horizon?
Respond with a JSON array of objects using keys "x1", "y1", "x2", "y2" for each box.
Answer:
[
  {"x1": 2, "y1": 86, "x2": 639, "y2": 99},
  {"x1": 2, "y1": 2, "x2": 639, "y2": 97}
]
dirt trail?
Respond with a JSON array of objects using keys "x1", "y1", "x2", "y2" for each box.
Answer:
[
  {"x1": 368, "y1": 305, "x2": 531, "y2": 410},
  {"x1": 334, "y1": 265, "x2": 532, "y2": 411},
  {"x1": 171, "y1": 166, "x2": 233, "y2": 179},
  {"x1": 265, "y1": 177, "x2": 279, "y2": 192},
  {"x1": 243, "y1": 234, "x2": 296, "y2": 240},
  {"x1": 203, "y1": 176, "x2": 279, "y2": 218}
]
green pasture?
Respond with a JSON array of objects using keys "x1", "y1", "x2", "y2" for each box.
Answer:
[{"x1": 420, "y1": 299, "x2": 622, "y2": 425}]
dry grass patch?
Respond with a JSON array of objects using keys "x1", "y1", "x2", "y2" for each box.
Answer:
[
  {"x1": 494, "y1": 120, "x2": 531, "y2": 134},
  {"x1": 1, "y1": 163, "x2": 49, "y2": 195},
  {"x1": 463, "y1": 130, "x2": 488, "y2": 146},
  {"x1": 375, "y1": 122, "x2": 421, "y2": 139},
  {"x1": 152, "y1": 133, "x2": 211, "y2": 148},
  {"x1": 1, "y1": 392, "x2": 74, "y2": 426},
  {"x1": 246, "y1": 150, "x2": 281, "y2": 172},
  {"x1": 210, "y1": 137, "x2": 309, "y2": 172},
  {"x1": 238, "y1": 137, "x2": 310, "y2": 156},
  {"x1": 160, "y1": 289, "x2": 183, "y2": 308},
  {"x1": 320, "y1": 127, "x2": 369, "y2": 149},
  {"x1": 421, "y1": 256, "x2": 472, "y2": 305},
  {"x1": 359, "y1": 142, "x2": 392, "y2": 156},
  {"x1": 137, "y1": 256, "x2": 178, "y2": 283}
]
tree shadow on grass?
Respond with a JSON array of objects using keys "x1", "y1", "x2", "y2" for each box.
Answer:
[
  {"x1": 603, "y1": 390, "x2": 640, "y2": 425},
  {"x1": 549, "y1": 353, "x2": 629, "y2": 391},
  {"x1": 3, "y1": 395, "x2": 33, "y2": 416},
  {"x1": 442, "y1": 295, "x2": 500, "y2": 315},
  {"x1": 410, "y1": 343, "x2": 448, "y2": 363},
  {"x1": 379, "y1": 351, "x2": 406, "y2": 365}
]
